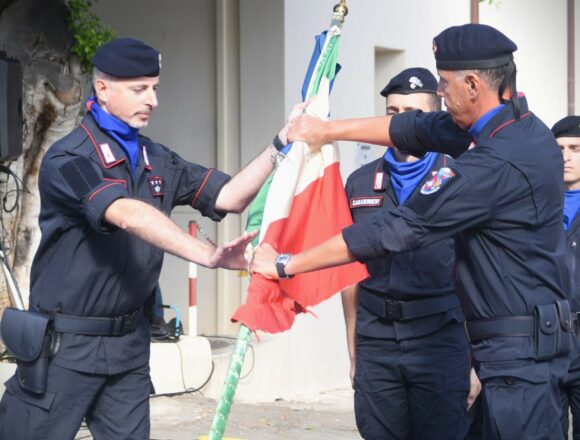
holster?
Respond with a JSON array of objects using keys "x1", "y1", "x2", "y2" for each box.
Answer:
[
  {"x1": 0, "y1": 308, "x2": 52, "y2": 394},
  {"x1": 534, "y1": 300, "x2": 571, "y2": 361}
]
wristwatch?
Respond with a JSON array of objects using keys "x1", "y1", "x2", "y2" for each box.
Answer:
[
  {"x1": 275, "y1": 253, "x2": 294, "y2": 279},
  {"x1": 272, "y1": 134, "x2": 286, "y2": 151}
]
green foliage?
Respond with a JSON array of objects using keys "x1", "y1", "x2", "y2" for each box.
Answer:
[{"x1": 67, "y1": 0, "x2": 115, "y2": 72}]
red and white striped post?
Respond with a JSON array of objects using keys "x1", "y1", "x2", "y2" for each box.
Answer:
[{"x1": 188, "y1": 220, "x2": 198, "y2": 336}]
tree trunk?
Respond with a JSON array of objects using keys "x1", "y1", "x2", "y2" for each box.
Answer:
[{"x1": 0, "y1": 0, "x2": 88, "y2": 314}]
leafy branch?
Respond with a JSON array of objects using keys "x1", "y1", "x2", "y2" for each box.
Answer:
[{"x1": 66, "y1": 0, "x2": 115, "y2": 72}]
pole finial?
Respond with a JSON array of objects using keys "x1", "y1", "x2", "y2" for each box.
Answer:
[{"x1": 333, "y1": 0, "x2": 348, "y2": 24}]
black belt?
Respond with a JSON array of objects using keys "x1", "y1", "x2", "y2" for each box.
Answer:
[
  {"x1": 359, "y1": 292, "x2": 460, "y2": 321},
  {"x1": 465, "y1": 316, "x2": 535, "y2": 343},
  {"x1": 53, "y1": 309, "x2": 142, "y2": 336}
]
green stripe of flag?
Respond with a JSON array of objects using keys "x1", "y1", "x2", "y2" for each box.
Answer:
[{"x1": 245, "y1": 31, "x2": 341, "y2": 240}]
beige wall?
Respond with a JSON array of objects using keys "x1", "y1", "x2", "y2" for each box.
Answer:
[{"x1": 480, "y1": 0, "x2": 567, "y2": 127}]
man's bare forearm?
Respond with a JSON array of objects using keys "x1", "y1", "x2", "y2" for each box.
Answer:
[
  {"x1": 214, "y1": 144, "x2": 276, "y2": 213},
  {"x1": 105, "y1": 198, "x2": 215, "y2": 266},
  {"x1": 341, "y1": 284, "x2": 359, "y2": 363},
  {"x1": 284, "y1": 233, "x2": 355, "y2": 276},
  {"x1": 327, "y1": 116, "x2": 393, "y2": 146},
  {"x1": 287, "y1": 115, "x2": 394, "y2": 148},
  {"x1": 215, "y1": 100, "x2": 314, "y2": 213}
]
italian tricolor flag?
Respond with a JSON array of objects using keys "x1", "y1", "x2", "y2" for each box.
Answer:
[{"x1": 232, "y1": 69, "x2": 368, "y2": 333}]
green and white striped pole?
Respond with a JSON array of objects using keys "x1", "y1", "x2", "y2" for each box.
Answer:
[
  {"x1": 206, "y1": 325, "x2": 252, "y2": 439},
  {"x1": 206, "y1": 3, "x2": 348, "y2": 439}
]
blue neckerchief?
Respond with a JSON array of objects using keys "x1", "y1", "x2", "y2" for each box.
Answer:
[
  {"x1": 87, "y1": 97, "x2": 139, "y2": 175},
  {"x1": 468, "y1": 104, "x2": 506, "y2": 138},
  {"x1": 564, "y1": 189, "x2": 580, "y2": 230},
  {"x1": 384, "y1": 148, "x2": 438, "y2": 204}
]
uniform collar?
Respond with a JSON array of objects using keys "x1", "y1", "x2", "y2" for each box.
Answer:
[
  {"x1": 81, "y1": 114, "x2": 155, "y2": 174},
  {"x1": 80, "y1": 114, "x2": 127, "y2": 169},
  {"x1": 568, "y1": 212, "x2": 580, "y2": 236},
  {"x1": 141, "y1": 144, "x2": 153, "y2": 171},
  {"x1": 476, "y1": 95, "x2": 531, "y2": 141},
  {"x1": 373, "y1": 157, "x2": 390, "y2": 192},
  {"x1": 468, "y1": 104, "x2": 505, "y2": 138},
  {"x1": 564, "y1": 189, "x2": 580, "y2": 231},
  {"x1": 87, "y1": 98, "x2": 140, "y2": 175}
]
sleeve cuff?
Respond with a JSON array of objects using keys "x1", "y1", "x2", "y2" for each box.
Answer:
[
  {"x1": 342, "y1": 211, "x2": 421, "y2": 262},
  {"x1": 192, "y1": 168, "x2": 231, "y2": 221},
  {"x1": 342, "y1": 222, "x2": 385, "y2": 263},
  {"x1": 84, "y1": 181, "x2": 130, "y2": 232},
  {"x1": 390, "y1": 111, "x2": 425, "y2": 157}
]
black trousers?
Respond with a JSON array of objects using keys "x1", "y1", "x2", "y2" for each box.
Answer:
[
  {"x1": 354, "y1": 321, "x2": 471, "y2": 440},
  {"x1": 0, "y1": 362, "x2": 151, "y2": 440}
]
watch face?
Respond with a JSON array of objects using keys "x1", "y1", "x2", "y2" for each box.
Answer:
[
  {"x1": 275, "y1": 254, "x2": 293, "y2": 278},
  {"x1": 276, "y1": 254, "x2": 290, "y2": 265}
]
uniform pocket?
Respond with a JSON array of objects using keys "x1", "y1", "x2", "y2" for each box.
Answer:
[
  {"x1": 0, "y1": 376, "x2": 56, "y2": 439},
  {"x1": 479, "y1": 361, "x2": 556, "y2": 440},
  {"x1": 4, "y1": 375, "x2": 55, "y2": 411}
]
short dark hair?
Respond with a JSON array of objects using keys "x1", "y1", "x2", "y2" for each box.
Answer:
[{"x1": 456, "y1": 64, "x2": 512, "y2": 93}]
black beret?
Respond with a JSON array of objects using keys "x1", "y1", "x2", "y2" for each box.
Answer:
[
  {"x1": 552, "y1": 116, "x2": 580, "y2": 138},
  {"x1": 433, "y1": 24, "x2": 517, "y2": 70},
  {"x1": 380, "y1": 67, "x2": 438, "y2": 97},
  {"x1": 92, "y1": 38, "x2": 161, "y2": 78}
]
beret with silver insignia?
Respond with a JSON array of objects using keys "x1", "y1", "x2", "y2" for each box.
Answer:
[
  {"x1": 92, "y1": 38, "x2": 161, "y2": 78},
  {"x1": 380, "y1": 67, "x2": 438, "y2": 97}
]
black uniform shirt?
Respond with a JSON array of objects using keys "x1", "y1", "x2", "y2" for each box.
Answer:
[
  {"x1": 566, "y1": 216, "x2": 580, "y2": 312},
  {"x1": 342, "y1": 97, "x2": 569, "y2": 361},
  {"x1": 29, "y1": 114, "x2": 230, "y2": 374},
  {"x1": 346, "y1": 154, "x2": 463, "y2": 340}
]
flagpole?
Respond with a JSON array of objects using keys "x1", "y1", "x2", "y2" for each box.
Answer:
[
  {"x1": 205, "y1": 3, "x2": 348, "y2": 439},
  {"x1": 206, "y1": 324, "x2": 252, "y2": 440}
]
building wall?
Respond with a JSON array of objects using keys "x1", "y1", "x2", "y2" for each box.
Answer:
[
  {"x1": 576, "y1": 0, "x2": 580, "y2": 112},
  {"x1": 480, "y1": 0, "x2": 567, "y2": 127}
]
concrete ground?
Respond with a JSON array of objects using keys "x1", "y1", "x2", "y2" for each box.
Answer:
[{"x1": 74, "y1": 387, "x2": 360, "y2": 440}]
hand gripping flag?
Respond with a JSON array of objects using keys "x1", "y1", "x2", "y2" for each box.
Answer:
[
  {"x1": 231, "y1": 77, "x2": 368, "y2": 333},
  {"x1": 207, "y1": 4, "x2": 367, "y2": 438},
  {"x1": 232, "y1": 14, "x2": 367, "y2": 334}
]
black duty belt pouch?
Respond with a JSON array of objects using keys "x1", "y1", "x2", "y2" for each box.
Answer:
[
  {"x1": 0, "y1": 308, "x2": 52, "y2": 394},
  {"x1": 534, "y1": 300, "x2": 571, "y2": 361}
]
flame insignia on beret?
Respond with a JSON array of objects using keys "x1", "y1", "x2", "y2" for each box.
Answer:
[{"x1": 409, "y1": 76, "x2": 423, "y2": 90}]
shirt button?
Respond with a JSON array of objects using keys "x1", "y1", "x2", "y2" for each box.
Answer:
[{"x1": 504, "y1": 377, "x2": 517, "y2": 385}]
